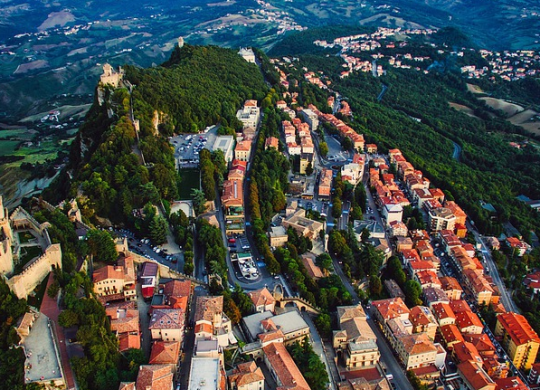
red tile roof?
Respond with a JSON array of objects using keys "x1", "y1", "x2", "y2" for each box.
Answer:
[
  {"x1": 497, "y1": 312, "x2": 540, "y2": 346},
  {"x1": 453, "y1": 341, "x2": 483, "y2": 365},
  {"x1": 248, "y1": 287, "x2": 276, "y2": 308},
  {"x1": 495, "y1": 377, "x2": 528, "y2": 390},
  {"x1": 372, "y1": 298, "x2": 410, "y2": 321},
  {"x1": 93, "y1": 265, "x2": 124, "y2": 283},
  {"x1": 118, "y1": 333, "x2": 141, "y2": 352},
  {"x1": 456, "y1": 311, "x2": 484, "y2": 334},
  {"x1": 458, "y1": 361, "x2": 495, "y2": 390},
  {"x1": 136, "y1": 365, "x2": 174, "y2": 390},
  {"x1": 149, "y1": 341, "x2": 180, "y2": 365},
  {"x1": 228, "y1": 361, "x2": 265, "y2": 388},
  {"x1": 163, "y1": 279, "x2": 191, "y2": 299},
  {"x1": 263, "y1": 342, "x2": 311, "y2": 390},
  {"x1": 441, "y1": 324, "x2": 465, "y2": 347}
]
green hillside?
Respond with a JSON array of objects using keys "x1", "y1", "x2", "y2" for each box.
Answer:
[{"x1": 45, "y1": 44, "x2": 268, "y2": 224}]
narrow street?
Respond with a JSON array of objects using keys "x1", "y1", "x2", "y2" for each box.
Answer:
[
  {"x1": 468, "y1": 223, "x2": 520, "y2": 313},
  {"x1": 301, "y1": 312, "x2": 338, "y2": 390},
  {"x1": 331, "y1": 257, "x2": 414, "y2": 390}
]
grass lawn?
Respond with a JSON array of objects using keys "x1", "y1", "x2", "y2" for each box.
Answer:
[
  {"x1": 0, "y1": 129, "x2": 33, "y2": 140},
  {"x1": 18, "y1": 231, "x2": 34, "y2": 244},
  {"x1": 14, "y1": 246, "x2": 43, "y2": 274},
  {"x1": 178, "y1": 168, "x2": 200, "y2": 200},
  {"x1": 0, "y1": 140, "x2": 20, "y2": 156}
]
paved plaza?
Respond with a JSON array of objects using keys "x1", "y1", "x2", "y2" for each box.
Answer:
[{"x1": 22, "y1": 313, "x2": 62, "y2": 384}]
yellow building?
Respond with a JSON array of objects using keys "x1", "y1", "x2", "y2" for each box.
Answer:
[{"x1": 495, "y1": 312, "x2": 540, "y2": 370}]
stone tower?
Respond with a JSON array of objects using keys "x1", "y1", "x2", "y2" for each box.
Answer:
[
  {"x1": 178, "y1": 37, "x2": 184, "y2": 48},
  {"x1": 0, "y1": 196, "x2": 14, "y2": 276}
]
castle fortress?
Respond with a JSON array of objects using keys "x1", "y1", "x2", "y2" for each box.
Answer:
[{"x1": 0, "y1": 196, "x2": 62, "y2": 299}]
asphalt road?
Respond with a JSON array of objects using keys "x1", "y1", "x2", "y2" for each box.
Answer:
[{"x1": 467, "y1": 222, "x2": 520, "y2": 313}]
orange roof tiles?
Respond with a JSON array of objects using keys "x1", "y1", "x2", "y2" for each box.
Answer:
[
  {"x1": 372, "y1": 297, "x2": 410, "y2": 321},
  {"x1": 495, "y1": 377, "x2": 528, "y2": 390},
  {"x1": 248, "y1": 287, "x2": 276, "y2": 308},
  {"x1": 301, "y1": 256, "x2": 324, "y2": 279},
  {"x1": 149, "y1": 309, "x2": 185, "y2": 330},
  {"x1": 456, "y1": 311, "x2": 484, "y2": 334},
  {"x1": 453, "y1": 341, "x2": 483, "y2": 365},
  {"x1": 440, "y1": 276, "x2": 463, "y2": 292},
  {"x1": 263, "y1": 342, "x2": 310, "y2": 390},
  {"x1": 194, "y1": 296, "x2": 224, "y2": 323},
  {"x1": 118, "y1": 333, "x2": 141, "y2": 352},
  {"x1": 458, "y1": 361, "x2": 495, "y2": 390},
  {"x1": 497, "y1": 312, "x2": 540, "y2": 346},
  {"x1": 441, "y1": 324, "x2": 465, "y2": 347},
  {"x1": 93, "y1": 265, "x2": 124, "y2": 283},
  {"x1": 149, "y1": 341, "x2": 180, "y2": 365},
  {"x1": 432, "y1": 302, "x2": 456, "y2": 322},
  {"x1": 450, "y1": 300, "x2": 472, "y2": 314},
  {"x1": 163, "y1": 279, "x2": 191, "y2": 299},
  {"x1": 229, "y1": 361, "x2": 265, "y2": 388},
  {"x1": 136, "y1": 364, "x2": 174, "y2": 390}
]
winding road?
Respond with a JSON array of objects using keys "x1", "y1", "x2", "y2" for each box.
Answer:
[{"x1": 452, "y1": 142, "x2": 462, "y2": 161}]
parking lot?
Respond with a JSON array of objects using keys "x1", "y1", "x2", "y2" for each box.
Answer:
[
  {"x1": 322, "y1": 130, "x2": 350, "y2": 163},
  {"x1": 171, "y1": 126, "x2": 219, "y2": 167},
  {"x1": 227, "y1": 234, "x2": 261, "y2": 281}
]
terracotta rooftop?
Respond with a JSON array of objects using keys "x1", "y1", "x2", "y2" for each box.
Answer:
[
  {"x1": 301, "y1": 256, "x2": 324, "y2": 279},
  {"x1": 93, "y1": 265, "x2": 124, "y2": 283},
  {"x1": 450, "y1": 300, "x2": 472, "y2": 314},
  {"x1": 456, "y1": 311, "x2": 484, "y2": 333},
  {"x1": 149, "y1": 341, "x2": 180, "y2": 365},
  {"x1": 163, "y1": 279, "x2": 191, "y2": 299},
  {"x1": 495, "y1": 377, "x2": 528, "y2": 390},
  {"x1": 149, "y1": 309, "x2": 185, "y2": 330},
  {"x1": 228, "y1": 361, "x2": 265, "y2": 388},
  {"x1": 440, "y1": 276, "x2": 463, "y2": 292},
  {"x1": 118, "y1": 256, "x2": 136, "y2": 283},
  {"x1": 372, "y1": 297, "x2": 410, "y2": 321},
  {"x1": 194, "y1": 295, "x2": 223, "y2": 323},
  {"x1": 409, "y1": 306, "x2": 437, "y2": 327},
  {"x1": 108, "y1": 309, "x2": 139, "y2": 334},
  {"x1": 119, "y1": 332, "x2": 140, "y2": 352},
  {"x1": 258, "y1": 329, "x2": 285, "y2": 344},
  {"x1": 453, "y1": 341, "x2": 483, "y2": 365},
  {"x1": 463, "y1": 333, "x2": 496, "y2": 354},
  {"x1": 440, "y1": 324, "x2": 465, "y2": 346},
  {"x1": 399, "y1": 332, "x2": 437, "y2": 355},
  {"x1": 458, "y1": 361, "x2": 495, "y2": 390},
  {"x1": 432, "y1": 302, "x2": 456, "y2": 321},
  {"x1": 136, "y1": 364, "x2": 174, "y2": 390},
  {"x1": 248, "y1": 287, "x2": 276, "y2": 308},
  {"x1": 262, "y1": 342, "x2": 311, "y2": 390},
  {"x1": 497, "y1": 312, "x2": 540, "y2": 346},
  {"x1": 119, "y1": 383, "x2": 135, "y2": 390}
]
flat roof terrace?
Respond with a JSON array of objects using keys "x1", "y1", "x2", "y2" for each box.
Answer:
[{"x1": 23, "y1": 313, "x2": 62, "y2": 385}]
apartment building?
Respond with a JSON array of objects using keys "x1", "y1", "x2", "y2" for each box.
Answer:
[{"x1": 495, "y1": 312, "x2": 540, "y2": 370}]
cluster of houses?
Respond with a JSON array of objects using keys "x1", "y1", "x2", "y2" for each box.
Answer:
[
  {"x1": 312, "y1": 26, "x2": 540, "y2": 82},
  {"x1": 465, "y1": 49, "x2": 540, "y2": 81},
  {"x1": 274, "y1": 100, "x2": 317, "y2": 175},
  {"x1": 360, "y1": 147, "x2": 540, "y2": 389},
  {"x1": 307, "y1": 103, "x2": 365, "y2": 151},
  {"x1": 93, "y1": 255, "x2": 252, "y2": 390}
]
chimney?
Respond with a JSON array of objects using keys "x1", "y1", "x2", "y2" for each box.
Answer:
[{"x1": 234, "y1": 181, "x2": 238, "y2": 199}]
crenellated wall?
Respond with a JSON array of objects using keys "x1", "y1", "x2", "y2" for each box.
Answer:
[{"x1": 8, "y1": 243, "x2": 62, "y2": 299}]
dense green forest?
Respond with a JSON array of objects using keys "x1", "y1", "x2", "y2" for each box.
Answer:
[
  {"x1": 44, "y1": 44, "x2": 268, "y2": 228},
  {"x1": 268, "y1": 25, "x2": 375, "y2": 57}
]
